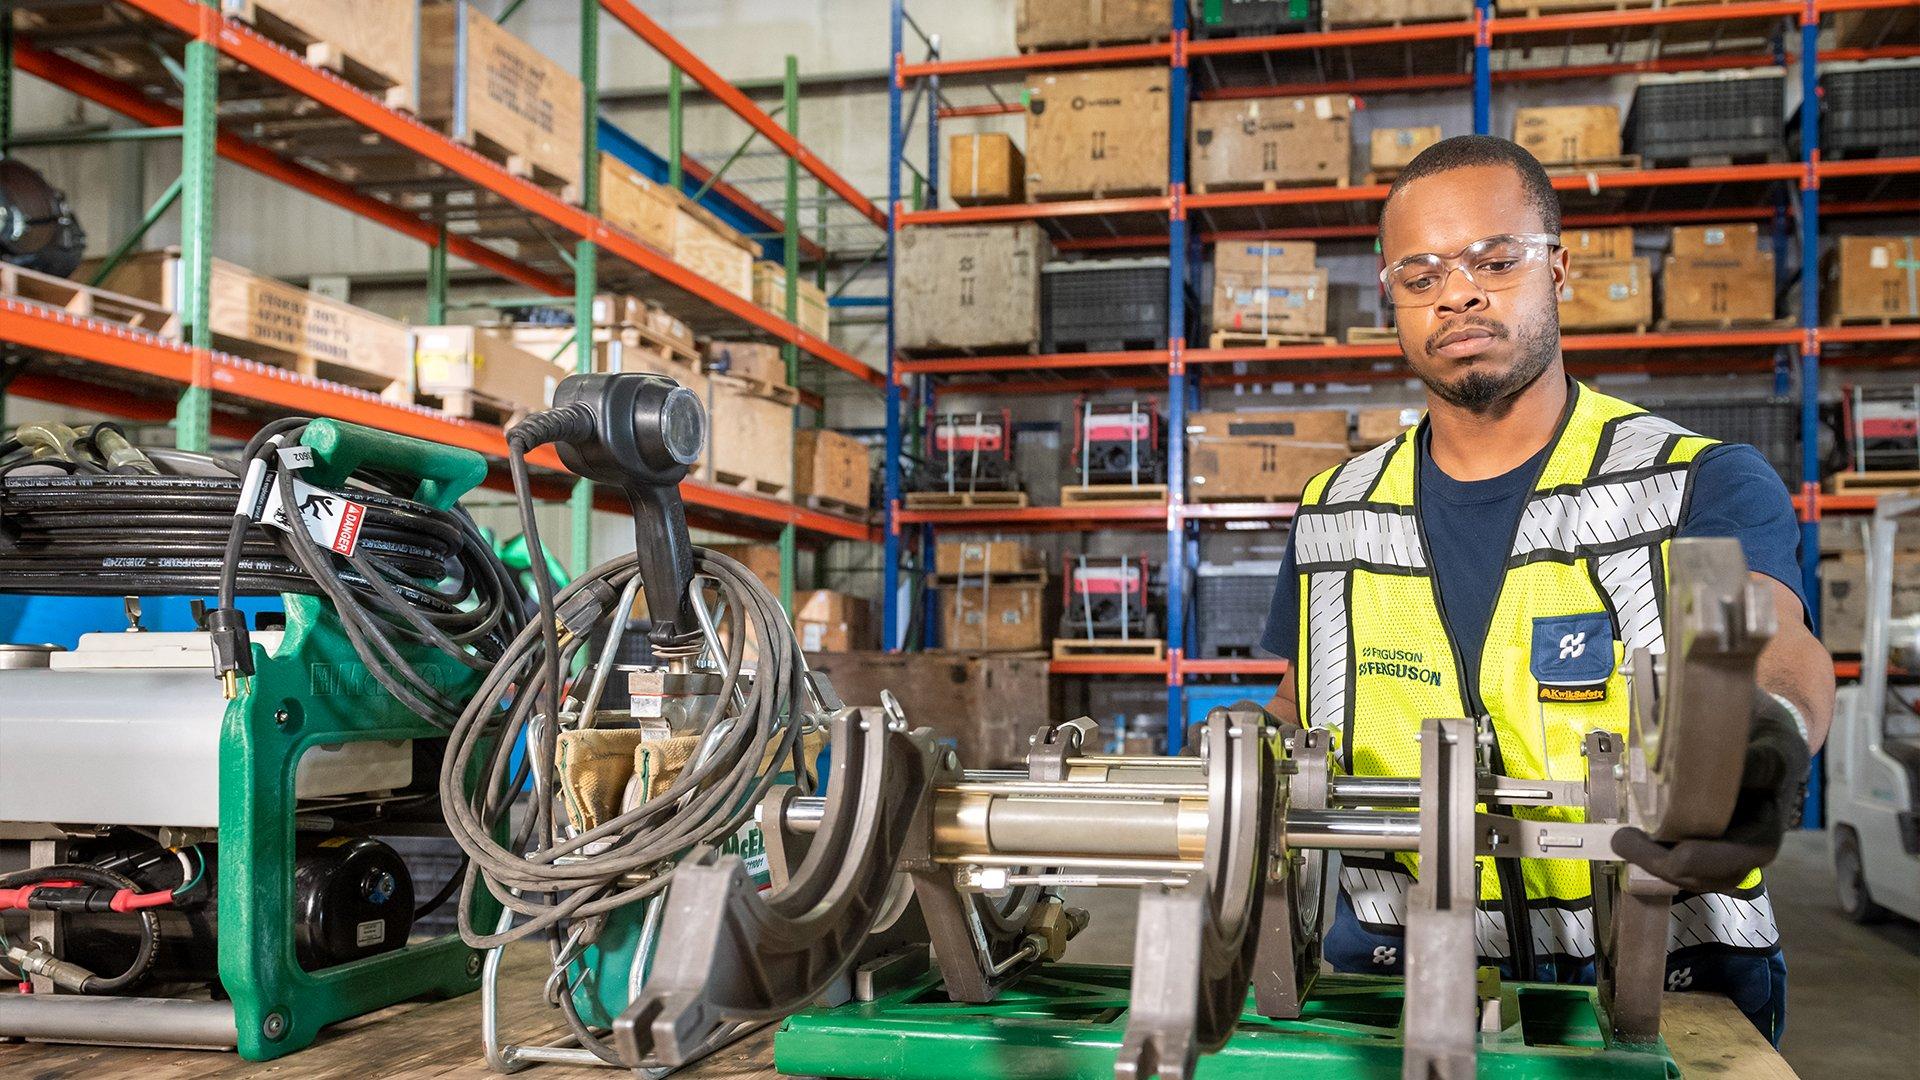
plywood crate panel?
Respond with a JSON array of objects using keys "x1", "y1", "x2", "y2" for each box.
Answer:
[
  {"x1": 672, "y1": 195, "x2": 757, "y2": 301},
  {"x1": 1191, "y1": 95, "x2": 1351, "y2": 192},
  {"x1": 1512, "y1": 105, "x2": 1621, "y2": 165},
  {"x1": 1325, "y1": 0, "x2": 1473, "y2": 25},
  {"x1": 939, "y1": 579, "x2": 1049, "y2": 653},
  {"x1": 415, "y1": 325, "x2": 566, "y2": 419},
  {"x1": 1565, "y1": 227, "x2": 1636, "y2": 263},
  {"x1": 598, "y1": 153, "x2": 676, "y2": 253},
  {"x1": 95, "y1": 251, "x2": 412, "y2": 393},
  {"x1": 1826, "y1": 236, "x2": 1920, "y2": 324},
  {"x1": 419, "y1": 2, "x2": 584, "y2": 196},
  {"x1": 751, "y1": 263, "x2": 830, "y2": 340},
  {"x1": 794, "y1": 429, "x2": 870, "y2": 511},
  {"x1": 1212, "y1": 267, "x2": 1329, "y2": 337},
  {"x1": 1369, "y1": 125, "x2": 1442, "y2": 172},
  {"x1": 223, "y1": 0, "x2": 418, "y2": 109},
  {"x1": 1186, "y1": 410, "x2": 1353, "y2": 501},
  {"x1": 950, "y1": 133, "x2": 1025, "y2": 205},
  {"x1": 896, "y1": 223, "x2": 1046, "y2": 353},
  {"x1": 706, "y1": 379, "x2": 794, "y2": 497},
  {"x1": 1662, "y1": 254, "x2": 1775, "y2": 325},
  {"x1": 1559, "y1": 257, "x2": 1652, "y2": 330},
  {"x1": 1024, "y1": 66, "x2": 1169, "y2": 200},
  {"x1": 1014, "y1": 0, "x2": 1166, "y2": 49}
]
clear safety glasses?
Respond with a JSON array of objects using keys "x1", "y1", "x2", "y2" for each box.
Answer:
[{"x1": 1380, "y1": 233, "x2": 1562, "y2": 308}]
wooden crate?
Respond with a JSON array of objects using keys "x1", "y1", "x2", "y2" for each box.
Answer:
[
  {"x1": 1512, "y1": 105, "x2": 1622, "y2": 166},
  {"x1": 1826, "y1": 236, "x2": 1920, "y2": 324},
  {"x1": 222, "y1": 0, "x2": 418, "y2": 110},
  {"x1": 794, "y1": 590, "x2": 874, "y2": 653},
  {"x1": 794, "y1": 429, "x2": 870, "y2": 514},
  {"x1": 4, "y1": 263, "x2": 179, "y2": 339},
  {"x1": 1495, "y1": 0, "x2": 1652, "y2": 13},
  {"x1": 752, "y1": 263, "x2": 831, "y2": 340},
  {"x1": 1024, "y1": 66, "x2": 1170, "y2": 200},
  {"x1": 1014, "y1": 0, "x2": 1166, "y2": 50},
  {"x1": 1354, "y1": 406, "x2": 1422, "y2": 449},
  {"x1": 1662, "y1": 253, "x2": 1776, "y2": 326},
  {"x1": 1191, "y1": 96, "x2": 1351, "y2": 193},
  {"x1": 1052, "y1": 637, "x2": 1166, "y2": 661},
  {"x1": 1559, "y1": 257, "x2": 1652, "y2": 331},
  {"x1": 705, "y1": 341, "x2": 789, "y2": 392},
  {"x1": 598, "y1": 153, "x2": 675, "y2": 253},
  {"x1": 1212, "y1": 267, "x2": 1329, "y2": 338},
  {"x1": 1564, "y1": 227, "x2": 1636, "y2": 263},
  {"x1": 936, "y1": 540, "x2": 1041, "y2": 577},
  {"x1": 706, "y1": 377, "x2": 794, "y2": 498},
  {"x1": 1672, "y1": 223, "x2": 1766, "y2": 263},
  {"x1": 940, "y1": 578, "x2": 1049, "y2": 653},
  {"x1": 415, "y1": 325, "x2": 566, "y2": 423},
  {"x1": 1324, "y1": 0, "x2": 1474, "y2": 25},
  {"x1": 672, "y1": 194, "x2": 757, "y2": 300},
  {"x1": 93, "y1": 251, "x2": 411, "y2": 395},
  {"x1": 419, "y1": 2, "x2": 583, "y2": 199},
  {"x1": 1059, "y1": 483, "x2": 1167, "y2": 508},
  {"x1": 1369, "y1": 125, "x2": 1442, "y2": 173},
  {"x1": 949, "y1": 133, "x2": 1025, "y2": 205},
  {"x1": 896, "y1": 223, "x2": 1046, "y2": 353},
  {"x1": 1186, "y1": 410, "x2": 1354, "y2": 501}
]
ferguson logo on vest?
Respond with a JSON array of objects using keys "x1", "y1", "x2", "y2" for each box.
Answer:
[{"x1": 1356, "y1": 646, "x2": 1443, "y2": 687}]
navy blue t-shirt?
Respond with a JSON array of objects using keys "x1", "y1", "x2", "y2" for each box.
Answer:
[{"x1": 1257, "y1": 433, "x2": 1806, "y2": 685}]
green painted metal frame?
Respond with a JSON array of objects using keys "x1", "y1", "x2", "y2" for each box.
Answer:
[
  {"x1": 88, "y1": 173, "x2": 184, "y2": 287},
  {"x1": 778, "y1": 55, "x2": 800, "y2": 615},
  {"x1": 216, "y1": 421, "x2": 500, "y2": 1060},
  {"x1": 570, "y1": 0, "x2": 601, "y2": 576},
  {"x1": 774, "y1": 967, "x2": 1680, "y2": 1080},
  {"x1": 173, "y1": 10, "x2": 217, "y2": 454}
]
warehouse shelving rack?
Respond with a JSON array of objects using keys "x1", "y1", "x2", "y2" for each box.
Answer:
[
  {"x1": 885, "y1": 0, "x2": 1920, "y2": 755},
  {"x1": 0, "y1": 0, "x2": 886, "y2": 594}
]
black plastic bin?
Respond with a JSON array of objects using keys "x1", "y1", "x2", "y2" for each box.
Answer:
[
  {"x1": 1192, "y1": 562, "x2": 1283, "y2": 660},
  {"x1": 1042, "y1": 258, "x2": 1171, "y2": 353},
  {"x1": 1815, "y1": 62, "x2": 1920, "y2": 159},
  {"x1": 1626, "y1": 72, "x2": 1784, "y2": 165}
]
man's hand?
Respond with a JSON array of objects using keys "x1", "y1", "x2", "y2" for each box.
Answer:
[{"x1": 1611, "y1": 686, "x2": 1811, "y2": 893}]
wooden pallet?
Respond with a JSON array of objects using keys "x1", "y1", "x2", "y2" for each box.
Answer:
[
  {"x1": 1345, "y1": 326, "x2": 1402, "y2": 345},
  {"x1": 1052, "y1": 637, "x2": 1167, "y2": 661},
  {"x1": 1563, "y1": 323, "x2": 1651, "y2": 335},
  {"x1": 711, "y1": 468, "x2": 791, "y2": 499},
  {"x1": 803, "y1": 493, "x2": 874, "y2": 520},
  {"x1": 1208, "y1": 330, "x2": 1337, "y2": 349},
  {"x1": 1190, "y1": 174, "x2": 1350, "y2": 195},
  {"x1": 1832, "y1": 470, "x2": 1920, "y2": 494},
  {"x1": 458, "y1": 128, "x2": 582, "y2": 204},
  {"x1": 897, "y1": 342, "x2": 1041, "y2": 359},
  {"x1": 1829, "y1": 314, "x2": 1920, "y2": 327},
  {"x1": 0, "y1": 264, "x2": 180, "y2": 339},
  {"x1": 1060, "y1": 483, "x2": 1168, "y2": 508},
  {"x1": 1019, "y1": 32, "x2": 1171, "y2": 53},
  {"x1": 1496, "y1": 0, "x2": 1651, "y2": 17},
  {"x1": 225, "y1": 0, "x2": 416, "y2": 112},
  {"x1": 1541, "y1": 154, "x2": 1642, "y2": 177},
  {"x1": 904, "y1": 489, "x2": 1031, "y2": 510},
  {"x1": 711, "y1": 372, "x2": 801, "y2": 406},
  {"x1": 418, "y1": 388, "x2": 529, "y2": 427},
  {"x1": 617, "y1": 321, "x2": 700, "y2": 366},
  {"x1": 1031, "y1": 185, "x2": 1170, "y2": 202},
  {"x1": 1640, "y1": 152, "x2": 1784, "y2": 170},
  {"x1": 1656, "y1": 317, "x2": 1792, "y2": 332}
]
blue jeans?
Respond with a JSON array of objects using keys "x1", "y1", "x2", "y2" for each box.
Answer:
[{"x1": 1323, "y1": 888, "x2": 1789, "y2": 1045}]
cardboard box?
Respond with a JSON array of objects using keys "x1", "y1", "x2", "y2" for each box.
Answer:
[
  {"x1": 1025, "y1": 66, "x2": 1170, "y2": 199},
  {"x1": 92, "y1": 251, "x2": 411, "y2": 393},
  {"x1": 415, "y1": 325, "x2": 565, "y2": 414},
  {"x1": 1662, "y1": 253, "x2": 1776, "y2": 325},
  {"x1": 224, "y1": 0, "x2": 418, "y2": 110},
  {"x1": 1564, "y1": 227, "x2": 1636, "y2": 263},
  {"x1": 1558, "y1": 257, "x2": 1652, "y2": 331},
  {"x1": 1827, "y1": 236, "x2": 1920, "y2": 324},
  {"x1": 1672, "y1": 223, "x2": 1766, "y2": 263},
  {"x1": 801, "y1": 652, "x2": 1054, "y2": 766},
  {"x1": 1354, "y1": 406, "x2": 1423, "y2": 448},
  {"x1": 707, "y1": 378, "x2": 794, "y2": 496},
  {"x1": 1369, "y1": 125, "x2": 1442, "y2": 172},
  {"x1": 706, "y1": 544, "x2": 783, "y2": 598},
  {"x1": 794, "y1": 429, "x2": 870, "y2": 511},
  {"x1": 940, "y1": 578, "x2": 1048, "y2": 653},
  {"x1": 598, "y1": 154, "x2": 676, "y2": 252},
  {"x1": 672, "y1": 195, "x2": 757, "y2": 300},
  {"x1": 1820, "y1": 553, "x2": 1920, "y2": 654},
  {"x1": 1512, "y1": 105, "x2": 1622, "y2": 165},
  {"x1": 1325, "y1": 0, "x2": 1473, "y2": 23},
  {"x1": 896, "y1": 223, "x2": 1046, "y2": 352},
  {"x1": 1014, "y1": 0, "x2": 1166, "y2": 49},
  {"x1": 1212, "y1": 267, "x2": 1330, "y2": 338},
  {"x1": 937, "y1": 540, "x2": 1039, "y2": 577},
  {"x1": 751, "y1": 262, "x2": 830, "y2": 340},
  {"x1": 1186, "y1": 410, "x2": 1354, "y2": 501},
  {"x1": 1191, "y1": 96, "x2": 1351, "y2": 192},
  {"x1": 420, "y1": 4, "x2": 583, "y2": 197},
  {"x1": 949, "y1": 133, "x2": 1025, "y2": 205},
  {"x1": 794, "y1": 590, "x2": 872, "y2": 653},
  {"x1": 705, "y1": 340, "x2": 787, "y2": 388}
]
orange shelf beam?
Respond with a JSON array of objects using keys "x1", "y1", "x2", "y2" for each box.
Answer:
[
  {"x1": 105, "y1": 0, "x2": 880, "y2": 389},
  {"x1": 1051, "y1": 657, "x2": 1173, "y2": 676},
  {"x1": 1182, "y1": 659, "x2": 1290, "y2": 677},
  {"x1": 598, "y1": 0, "x2": 882, "y2": 228}
]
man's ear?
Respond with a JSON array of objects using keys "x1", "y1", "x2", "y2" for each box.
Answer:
[{"x1": 1549, "y1": 245, "x2": 1570, "y2": 291}]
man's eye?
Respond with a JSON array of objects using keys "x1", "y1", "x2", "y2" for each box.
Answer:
[
  {"x1": 1401, "y1": 274, "x2": 1439, "y2": 292},
  {"x1": 1477, "y1": 258, "x2": 1520, "y2": 274}
]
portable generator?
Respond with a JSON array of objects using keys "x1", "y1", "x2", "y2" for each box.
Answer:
[
  {"x1": 912, "y1": 410, "x2": 1018, "y2": 493},
  {"x1": 1069, "y1": 397, "x2": 1164, "y2": 487},
  {"x1": 1057, "y1": 554, "x2": 1159, "y2": 642}
]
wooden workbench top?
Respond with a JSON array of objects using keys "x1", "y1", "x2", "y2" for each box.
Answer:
[{"x1": 0, "y1": 947, "x2": 1793, "y2": 1079}]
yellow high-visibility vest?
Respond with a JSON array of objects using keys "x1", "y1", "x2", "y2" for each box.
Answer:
[{"x1": 1294, "y1": 381, "x2": 1776, "y2": 960}]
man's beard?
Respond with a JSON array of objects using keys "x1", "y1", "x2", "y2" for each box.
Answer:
[{"x1": 1415, "y1": 314, "x2": 1558, "y2": 414}]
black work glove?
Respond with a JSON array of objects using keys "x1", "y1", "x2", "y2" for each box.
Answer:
[{"x1": 1611, "y1": 686, "x2": 1811, "y2": 893}]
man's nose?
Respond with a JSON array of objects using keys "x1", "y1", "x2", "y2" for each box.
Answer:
[{"x1": 1434, "y1": 266, "x2": 1487, "y2": 317}]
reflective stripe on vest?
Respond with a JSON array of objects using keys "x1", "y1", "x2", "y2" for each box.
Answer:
[{"x1": 1296, "y1": 382, "x2": 1776, "y2": 960}]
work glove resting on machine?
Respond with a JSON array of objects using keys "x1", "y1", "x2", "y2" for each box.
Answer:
[{"x1": 1611, "y1": 686, "x2": 1812, "y2": 893}]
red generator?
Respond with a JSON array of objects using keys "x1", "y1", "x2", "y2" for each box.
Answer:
[
  {"x1": 913, "y1": 410, "x2": 1019, "y2": 493},
  {"x1": 1069, "y1": 397, "x2": 1165, "y2": 487},
  {"x1": 1057, "y1": 554, "x2": 1159, "y2": 642}
]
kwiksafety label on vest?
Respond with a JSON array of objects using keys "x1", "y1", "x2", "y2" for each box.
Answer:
[{"x1": 1357, "y1": 646, "x2": 1442, "y2": 687}]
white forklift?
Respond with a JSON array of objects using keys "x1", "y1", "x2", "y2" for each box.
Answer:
[{"x1": 1828, "y1": 494, "x2": 1920, "y2": 924}]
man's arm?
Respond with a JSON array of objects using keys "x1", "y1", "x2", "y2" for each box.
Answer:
[
  {"x1": 1756, "y1": 572, "x2": 1834, "y2": 752},
  {"x1": 1265, "y1": 663, "x2": 1299, "y2": 727}
]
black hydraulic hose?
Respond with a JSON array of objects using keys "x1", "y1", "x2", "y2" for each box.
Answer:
[{"x1": 0, "y1": 864, "x2": 159, "y2": 994}]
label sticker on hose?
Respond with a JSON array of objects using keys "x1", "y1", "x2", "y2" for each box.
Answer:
[{"x1": 254, "y1": 473, "x2": 367, "y2": 557}]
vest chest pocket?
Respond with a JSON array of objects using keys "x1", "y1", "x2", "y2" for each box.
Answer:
[{"x1": 1524, "y1": 614, "x2": 1628, "y2": 783}]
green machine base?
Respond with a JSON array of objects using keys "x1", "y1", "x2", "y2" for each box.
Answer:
[{"x1": 775, "y1": 966, "x2": 1680, "y2": 1080}]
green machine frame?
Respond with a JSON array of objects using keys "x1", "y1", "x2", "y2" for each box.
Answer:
[
  {"x1": 776, "y1": 967, "x2": 1679, "y2": 1080},
  {"x1": 214, "y1": 419, "x2": 499, "y2": 1060}
]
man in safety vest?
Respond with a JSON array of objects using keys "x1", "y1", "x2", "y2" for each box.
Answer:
[{"x1": 1259, "y1": 135, "x2": 1828, "y2": 1043}]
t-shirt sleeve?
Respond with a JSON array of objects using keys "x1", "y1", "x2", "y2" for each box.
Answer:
[
  {"x1": 1678, "y1": 443, "x2": 1808, "y2": 616},
  {"x1": 1258, "y1": 529, "x2": 1300, "y2": 659}
]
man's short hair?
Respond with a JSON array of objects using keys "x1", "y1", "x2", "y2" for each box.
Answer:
[{"x1": 1380, "y1": 135, "x2": 1561, "y2": 239}]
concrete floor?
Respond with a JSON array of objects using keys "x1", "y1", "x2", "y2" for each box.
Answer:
[
  {"x1": 1060, "y1": 829, "x2": 1920, "y2": 1078},
  {"x1": 1774, "y1": 829, "x2": 1920, "y2": 1080}
]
